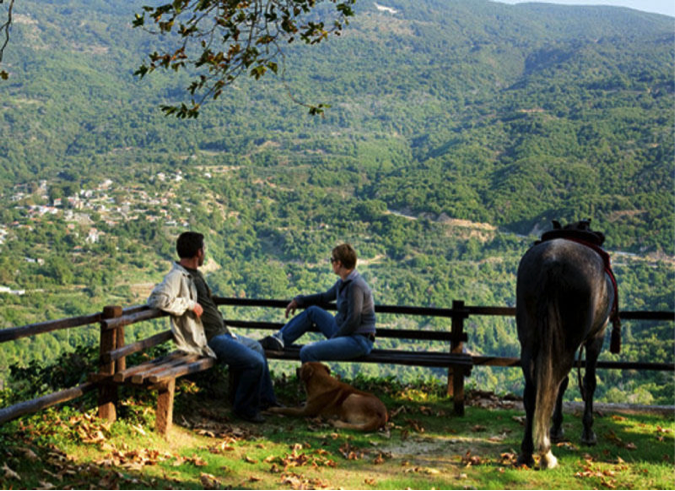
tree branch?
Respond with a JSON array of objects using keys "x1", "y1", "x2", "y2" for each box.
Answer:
[
  {"x1": 0, "y1": 0, "x2": 15, "y2": 80},
  {"x1": 134, "y1": 0, "x2": 356, "y2": 118}
]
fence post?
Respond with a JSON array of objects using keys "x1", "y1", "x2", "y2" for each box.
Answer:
[
  {"x1": 117, "y1": 324, "x2": 126, "y2": 373},
  {"x1": 98, "y1": 305, "x2": 123, "y2": 422},
  {"x1": 448, "y1": 300, "x2": 468, "y2": 415}
]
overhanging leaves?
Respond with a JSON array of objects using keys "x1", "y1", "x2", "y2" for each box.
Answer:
[{"x1": 133, "y1": 0, "x2": 356, "y2": 117}]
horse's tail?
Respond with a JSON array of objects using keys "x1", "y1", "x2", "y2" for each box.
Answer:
[{"x1": 533, "y1": 282, "x2": 563, "y2": 467}]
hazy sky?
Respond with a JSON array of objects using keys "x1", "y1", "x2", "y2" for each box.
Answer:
[{"x1": 493, "y1": 0, "x2": 675, "y2": 17}]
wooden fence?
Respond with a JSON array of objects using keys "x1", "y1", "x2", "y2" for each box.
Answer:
[{"x1": 0, "y1": 298, "x2": 673, "y2": 425}]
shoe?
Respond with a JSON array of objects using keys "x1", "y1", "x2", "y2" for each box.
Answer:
[
  {"x1": 234, "y1": 411, "x2": 266, "y2": 424},
  {"x1": 259, "y1": 335, "x2": 284, "y2": 351}
]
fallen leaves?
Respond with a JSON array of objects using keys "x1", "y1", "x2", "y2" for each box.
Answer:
[
  {"x1": 3, "y1": 463, "x2": 21, "y2": 481},
  {"x1": 604, "y1": 430, "x2": 638, "y2": 450},
  {"x1": 130, "y1": 424, "x2": 147, "y2": 436},
  {"x1": 655, "y1": 426, "x2": 672, "y2": 442},
  {"x1": 401, "y1": 463, "x2": 441, "y2": 475},
  {"x1": 281, "y1": 471, "x2": 330, "y2": 490},
  {"x1": 4, "y1": 384, "x2": 671, "y2": 491},
  {"x1": 339, "y1": 441, "x2": 367, "y2": 461},
  {"x1": 556, "y1": 441, "x2": 579, "y2": 451},
  {"x1": 417, "y1": 405, "x2": 446, "y2": 417},
  {"x1": 199, "y1": 472, "x2": 223, "y2": 489},
  {"x1": 460, "y1": 450, "x2": 486, "y2": 467},
  {"x1": 17, "y1": 446, "x2": 39, "y2": 462},
  {"x1": 372, "y1": 451, "x2": 392, "y2": 465},
  {"x1": 207, "y1": 438, "x2": 237, "y2": 454},
  {"x1": 574, "y1": 462, "x2": 620, "y2": 488},
  {"x1": 467, "y1": 390, "x2": 518, "y2": 410},
  {"x1": 572, "y1": 455, "x2": 639, "y2": 489},
  {"x1": 388, "y1": 405, "x2": 408, "y2": 419},
  {"x1": 4, "y1": 441, "x2": 169, "y2": 490},
  {"x1": 175, "y1": 454, "x2": 208, "y2": 467},
  {"x1": 264, "y1": 443, "x2": 338, "y2": 474},
  {"x1": 499, "y1": 451, "x2": 518, "y2": 466},
  {"x1": 404, "y1": 418, "x2": 425, "y2": 434},
  {"x1": 97, "y1": 447, "x2": 174, "y2": 469}
]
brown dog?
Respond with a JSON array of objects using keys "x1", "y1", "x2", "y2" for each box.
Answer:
[{"x1": 268, "y1": 362, "x2": 388, "y2": 431}]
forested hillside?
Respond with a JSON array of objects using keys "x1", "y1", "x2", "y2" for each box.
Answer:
[{"x1": 0, "y1": 0, "x2": 672, "y2": 404}]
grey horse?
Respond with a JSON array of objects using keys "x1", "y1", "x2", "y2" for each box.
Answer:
[{"x1": 516, "y1": 220, "x2": 616, "y2": 469}]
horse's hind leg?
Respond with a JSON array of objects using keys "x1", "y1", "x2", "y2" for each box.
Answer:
[
  {"x1": 550, "y1": 376, "x2": 569, "y2": 442},
  {"x1": 517, "y1": 361, "x2": 536, "y2": 468},
  {"x1": 581, "y1": 336, "x2": 603, "y2": 446}
]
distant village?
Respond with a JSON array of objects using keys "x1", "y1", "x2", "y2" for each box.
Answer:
[{"x1": 0, "y1": 173, "x2": 199, "y2": 294}]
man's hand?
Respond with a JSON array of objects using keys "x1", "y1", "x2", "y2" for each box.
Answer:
[
  {"x1": 192, "y1": 303, "x2": 204, "y2": 318},
  {"x1": 285, "y1": 299, "x2": 299, "y2": 319}
]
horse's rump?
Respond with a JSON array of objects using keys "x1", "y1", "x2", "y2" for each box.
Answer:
[{"x1": 517, "y1": 238, "x2": 613, "y2": 467}]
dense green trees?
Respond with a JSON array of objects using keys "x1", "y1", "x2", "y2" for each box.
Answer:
[{"x1": 0, "y1": 0, "x2": 672, "y2": 403}]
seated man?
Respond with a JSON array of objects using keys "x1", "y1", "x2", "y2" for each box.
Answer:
[
  {"x1": 148, "y1": 231, "x2": 277, "y2": 423},
  {"x1": 260, "y1": 243, "x2": 376, "y2": 363}
]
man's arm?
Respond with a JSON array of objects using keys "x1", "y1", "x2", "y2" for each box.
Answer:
[
  {"x1": 147, "y1": 272, "x2": 202, "y2": 317},
  {"x1": 295, "y1": 283, "x2": 338, "y2": 309}
]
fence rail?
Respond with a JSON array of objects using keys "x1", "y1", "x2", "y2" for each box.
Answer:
[{"x1": 0, "y1": 298, "x2": 673, "y2": 425}]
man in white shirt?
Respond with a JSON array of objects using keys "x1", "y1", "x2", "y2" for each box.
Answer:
[{"x1": 148, "y1": 231, "x2": 277, "y2": 423}]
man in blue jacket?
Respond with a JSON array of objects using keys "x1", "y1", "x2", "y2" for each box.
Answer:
[{"x1": 260, "y1": 244, "x2": 376, "y2": 363}]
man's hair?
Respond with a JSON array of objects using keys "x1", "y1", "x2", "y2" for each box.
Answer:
[
  {"x1": 332, "y1": 243, "x2": 357, "y2": 270},
  {"x1": 176, "y1": 232, "x2": 204, "y2": 259}
]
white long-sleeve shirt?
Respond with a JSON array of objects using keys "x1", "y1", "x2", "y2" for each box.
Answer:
[{"x1": 147, "y1": 262, "x2": 216, "y2": 358}]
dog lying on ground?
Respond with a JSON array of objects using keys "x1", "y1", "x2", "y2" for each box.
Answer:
[{"x1": 268, "y1": 362, "x2": 388, "y2": 432}]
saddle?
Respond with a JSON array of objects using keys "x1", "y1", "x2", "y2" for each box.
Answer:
[
  {"x1": 537, "y1": 219, "x2": 621, "y2": 353},
  {"x1": 537, "y1": 219, "x2": 605, "y2": 246}
]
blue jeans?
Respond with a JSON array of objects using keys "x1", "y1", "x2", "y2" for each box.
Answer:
[
  {"x1": 208, "y1": 334, "x2": 277, "y2": 417},
  {"x1": 279, "y1": 306, "x2": 374, "y2": 363}
]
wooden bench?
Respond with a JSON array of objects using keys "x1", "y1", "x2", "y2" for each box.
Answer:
[
  {"x1": 90, "y1": 306, "x2": 217, "y2": 435},
  {"x1": 93, "y1": 301, "x2": 475, "y2": 435}
]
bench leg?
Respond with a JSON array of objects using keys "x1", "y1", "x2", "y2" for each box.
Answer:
[{"x1": 156, "y1": 379, "x2": 175, "y2": 435}]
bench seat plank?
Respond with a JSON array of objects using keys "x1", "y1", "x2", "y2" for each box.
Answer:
[
  {"x1": 113, "y1": 352, "x2": 196, "y2": 383},
  {"x1": 130, "y1": 353, "x2": 203, "y2": 384},
  {"x1": 264, "y1": 346, "x2": 473, "y2": 369},
  {"x1": 146, "y1": 357, "x2": 216, "y2": 384},
  {"x1": 112, "y1": 355, "x2": 172, "y2": 383}
]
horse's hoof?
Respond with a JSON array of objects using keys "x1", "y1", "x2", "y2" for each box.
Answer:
[
  {"x1": 539, "y1": 451, "x2": 558, "y2": 470},
  {"x1": 581, "y1": 431, "x2": 597, "y2": 446},
  {"x1": 516, "y1": 454, "x2": 535, "y2": 468}
]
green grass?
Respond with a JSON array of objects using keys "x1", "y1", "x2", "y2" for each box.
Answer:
[{"x1": 1, "y1": 375, "x2": 673, "y2": 490}]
